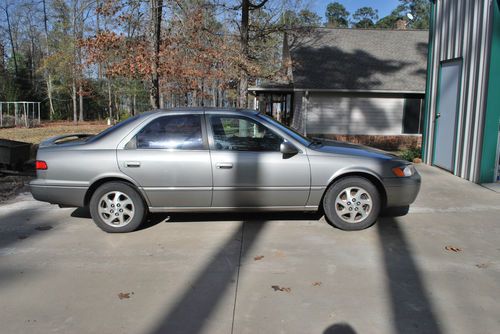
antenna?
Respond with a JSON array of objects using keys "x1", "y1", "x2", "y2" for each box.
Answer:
[{"x1": 407, "y1": 13, "x2": 414, "y2": 21}]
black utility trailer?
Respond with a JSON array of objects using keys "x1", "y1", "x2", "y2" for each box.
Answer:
[{"x1": 0, "y1": 139, "x2": 31, "y2": 170}]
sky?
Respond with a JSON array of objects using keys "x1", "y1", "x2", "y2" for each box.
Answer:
[{"x1": 309, "y1": 0, "x2": 401, "y2": 21}]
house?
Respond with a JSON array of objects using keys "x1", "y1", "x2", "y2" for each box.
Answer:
[
  {"x1": 249, "y1": 28, "x2": 428, "y2": 149},
  {"x1": 423, "y1": 0, "x2": 500, "y2": 184}
]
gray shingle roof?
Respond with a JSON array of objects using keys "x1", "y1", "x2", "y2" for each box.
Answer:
[{"x1": 290, "y1": 28, "x2": 428, "y2": 93}]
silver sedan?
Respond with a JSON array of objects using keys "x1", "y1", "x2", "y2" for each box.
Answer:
[{"x1": 31, "y1": 109, "x2": 421, "y2": 233}]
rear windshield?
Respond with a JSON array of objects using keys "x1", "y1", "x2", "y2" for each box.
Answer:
[{"x1": 89, "y1": 114, "x2": 144, "y2": 142}]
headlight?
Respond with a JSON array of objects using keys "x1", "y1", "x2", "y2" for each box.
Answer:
[{"x1": 392, "y1": 165, "x2": 416, "y2": 177}]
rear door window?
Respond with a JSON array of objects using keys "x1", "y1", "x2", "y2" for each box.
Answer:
[{"x1": 133, "y1": 115, "x2": 205, "y2": 150}]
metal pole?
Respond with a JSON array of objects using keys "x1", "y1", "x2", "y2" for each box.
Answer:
[
  {"x1": 14, "y1": 103, "x2": 18, "y2": 126},
  {"x1": 24, "y1": 102, "x2": 28, "y2": 127},
  {"x1": 0, "y1": 103, "x2": 3, "y2": 127},
  {"x1": 38, "y1": 102, "x2": 40, "y2": 125}
]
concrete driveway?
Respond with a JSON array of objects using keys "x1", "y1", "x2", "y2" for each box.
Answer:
[{"x1": 0, "y1": 165, "x2": 499, "y2": 334}]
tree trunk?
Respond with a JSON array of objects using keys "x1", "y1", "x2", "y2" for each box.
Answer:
[
  {"x1": 107, "y1": 79, "x2": 113, "y2": 122},
  {"x1": 78, "y1": 82, "x2": 84, "y2": 121},
  {"x1": 72, "y1": 0, "x2": 78, "y2": 123},
  {"x1": 239, "y1": 0, "x2": 250, "y2": 108},
  {"x1": 149, "y1": 0, "x2": 163, "y2": 109},
  {"x1": 133, "y1": 94, "x2": 137, "y2": 116},
  {"x1": 72, "y1": 78, "x2": 78, "y2": 124},
  {"x1": 42, "y1": 0, "x2": 55, "y2": 119},
  {"x1": 4, "y1": 5, "x2": 18, "y2": 77}
]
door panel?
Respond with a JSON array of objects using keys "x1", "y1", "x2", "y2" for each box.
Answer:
[
  {"x1": 117, "y1": 114, "x2": 212, "y2": 208},
  {"x1": 117, "y1": 150, "x2": 212, "y2": 207},
  {"x1": 211, "y1": 151, "x2": 309, "y2": 207},
  {"x1": 207, "y1": 114, "x2": 310, "y2": 208},
  {"x1": 434, "y1": 60, "x2": 462, "y2": 171}
]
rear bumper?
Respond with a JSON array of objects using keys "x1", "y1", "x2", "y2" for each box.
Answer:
[
  {"x1": 383, "y1": 173, "x2": 421, "y2": 208},
  {"x1": 30, "y1": 183, "x2": 87, "y2": 207}
]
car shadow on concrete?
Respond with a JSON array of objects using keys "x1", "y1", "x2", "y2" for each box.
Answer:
[
  {"x1": 71, "y1": 206, "x2": 407, "y2": 230},
  {"x1": 71, "y1": 206, "x2": 323, "y2": 229}
]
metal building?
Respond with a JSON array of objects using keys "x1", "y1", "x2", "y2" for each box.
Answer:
[{"x1": 423, "y1": 0, "x2": 500, "y2": 183}]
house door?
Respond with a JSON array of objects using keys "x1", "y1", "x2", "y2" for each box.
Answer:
[{"x1": 433, "y1": 60, "x2": 462, "y2": 172}]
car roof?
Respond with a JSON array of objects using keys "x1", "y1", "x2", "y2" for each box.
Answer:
[{"x1": 152, "y1": 107, "x2": 259, "y2": 115}]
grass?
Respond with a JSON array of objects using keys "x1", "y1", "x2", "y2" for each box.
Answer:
[{"x1": 0, "y1": 121, "x2": 110, "y2": 144}]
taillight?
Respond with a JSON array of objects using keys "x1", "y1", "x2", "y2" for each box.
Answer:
[{"x1": 35, "y1": 160, "x2": 48, "y2": 170}]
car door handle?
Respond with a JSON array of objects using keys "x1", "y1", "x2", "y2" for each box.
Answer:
[
  {"x1": 216, "y1": 162, "x2": 233, "y2": 169},
  {"x1": 125, "y1": 161, "x2": 141, "y2": 168}
]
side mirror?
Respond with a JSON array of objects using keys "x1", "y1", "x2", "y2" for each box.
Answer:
[{"x1": 280, "y1": 141, "x2": 299, "y2": 156}]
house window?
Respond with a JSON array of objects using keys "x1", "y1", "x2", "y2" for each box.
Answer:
[{"x1": 403, "y1": 98, "x2": 424, "y2": 134}]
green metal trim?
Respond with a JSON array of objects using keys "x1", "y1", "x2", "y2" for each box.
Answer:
[
  {"x1": 480, "y1": 0, "x2": 500, "y2": 183},
  {"x1": 422, "y1": 1, "x2": 436, "y2": 160}
]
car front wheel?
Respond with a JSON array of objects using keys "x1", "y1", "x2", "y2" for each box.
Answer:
[
  {"x1": 323, "y1": 176, "x2": 381, "y2": 231},
  {"x1": 90, "y1": 182, "x2": 147, "y2": 233}
]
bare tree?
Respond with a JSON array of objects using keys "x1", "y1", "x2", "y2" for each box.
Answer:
[
  {"x1": 238, "y1": 0, "x2": 268, "y2": 108},
  {"x1": 1, "y1": 2, "x2": 18, "y2": 76},
  {"x1": 41, "y1": 0, "x2": 55, "y2": 119},
  {"x1": 149, "y1": 0, "x2": 163, "y2": 109}
]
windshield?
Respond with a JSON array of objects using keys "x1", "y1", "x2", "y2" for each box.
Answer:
[{"x1": 257, "y1": 114, "x2": 312, "y2": 146}]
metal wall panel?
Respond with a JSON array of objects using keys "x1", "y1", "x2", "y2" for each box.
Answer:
[{"x1": 424, "y1": 0, "x2": 494, "y2": 183}]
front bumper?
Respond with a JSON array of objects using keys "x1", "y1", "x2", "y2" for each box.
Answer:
[
  {"x1": 383, "y1": 172, "x2": 421, "y2": 208},
  {"x1": 30, "y1": 182, "x2": 87, "y2": 207}
]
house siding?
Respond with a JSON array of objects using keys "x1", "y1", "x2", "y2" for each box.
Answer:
[{"x1": 306, "y1": 94, "x2": 405, "y2": 135}]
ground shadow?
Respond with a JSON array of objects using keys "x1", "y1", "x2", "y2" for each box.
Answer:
[
  {"x1": 0, "y1": 202, "x2": 60, "y2": 286},
  {"x1": 377, "y1": 217, "x2": 442, "y2": 334},
  {"x1": 147, "y1": 220, "x2": 266, "y2": 334},
  {"x1": 70, "y1": 207, "x2": 323, "y2": 230},
  {"x1": 70, "y1": 206, "x2": 91, "y2": 218},
  {"x1": 323, "y1": 323, "x2": 358, "y2": 334}
]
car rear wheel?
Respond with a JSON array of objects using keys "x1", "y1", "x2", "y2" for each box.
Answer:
[
  {"x1": 90, "y1": 182, "x2": 146, "y2": 233},
  {"x1": 323, "y1": 176, "x2": 381, "y2": 231}
]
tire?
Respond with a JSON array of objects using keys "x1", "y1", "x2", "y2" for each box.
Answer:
[
  {"x1": 323, "y1": 176, "x2": 381, "y2": 231},
  {"x1": 89, "y1": 181, "x2": 147, "y2": 233}
]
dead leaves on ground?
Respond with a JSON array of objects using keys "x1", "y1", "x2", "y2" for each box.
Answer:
[
  {"x1": 312, "y1": 281, "x2": 322, "y2": 287},
  {"x1": 254, "y1": 255, "x2": 264, "y2": 261},
  {"x1": 118, "y1": 292, "x2": 134, "y2": 300},
  {"x1": 445, "y1": 245, "x2": 462, "y2": 252},
  {"x1": 271, "y1": 285, "x2": 291, "y2": 293}
]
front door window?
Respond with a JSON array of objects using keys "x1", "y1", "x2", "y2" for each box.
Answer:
[{"x1": 210, "y1": 115, "x2": 282, "y2": 151}]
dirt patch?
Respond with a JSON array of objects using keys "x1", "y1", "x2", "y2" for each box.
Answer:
[
  {"x1": 0, "y1": 175, "x2": 33, "y2": 202},
  {"x1": 0, "y1": 121, "x2": 109, "y2": 144}
]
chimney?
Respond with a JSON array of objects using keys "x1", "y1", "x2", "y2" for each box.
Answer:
[{"x1": 396, "y1": 19, "x2": 407, "y2": 30}]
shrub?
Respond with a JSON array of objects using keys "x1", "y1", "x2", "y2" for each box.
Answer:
[{"x1": 399, "y1": 146, "x2": 422, "y2": 162}]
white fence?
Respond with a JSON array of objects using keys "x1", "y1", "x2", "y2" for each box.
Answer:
[{"x1": 0, "y1": 102, "x2": 41, "y2": 128}]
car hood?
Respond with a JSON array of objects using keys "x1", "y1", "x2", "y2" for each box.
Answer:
[{"x1": 309, "y1": 140, "x2": 398, "y2": 160}]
